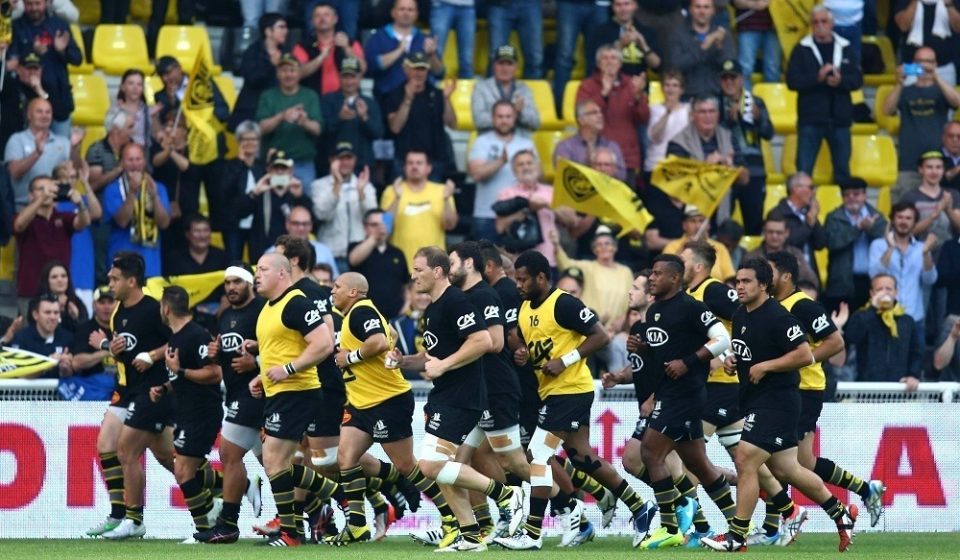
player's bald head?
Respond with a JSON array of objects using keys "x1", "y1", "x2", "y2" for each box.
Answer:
[
  {"x1": 260, "y1": 251, "x2": 292, "y2": 274},
  {"x1": 339, "y1": 271, "x2": 369, "y2": 293}
]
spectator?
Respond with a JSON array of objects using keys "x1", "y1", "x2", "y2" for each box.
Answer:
[
  {"x1": 883, "y1": 47, "x2": 960, "y2": 202},
  {"x1": 312, "y1": 141, "x2": 378, "y2": 272},
  {"x1": 823, "y1": 177, "x2": 888, "y2": 311},
  {"x1": 9, "y1": 0, "x2": 81, "y2": 136},
  {"x1": 715, "y1": 219, "x2": 745, "y2": 269},
  {"x1": 661, "y1": 204, "x2": 736, "y2": 280},
  {"x1": 3, "y1": 294, "x2": 73, "y2": 379},
  {"x1": 5, "y1": 98, "x2": 72, "y2": 210},
  {"x1": 294, "y1": 2, "x2": 366, "y2": 97},
  {"x1": 554, "y1": 99, "x2": 627, "y2": 181},
  {"x1": 936, "y1": 233, "x2": 960, "y2": 319},
  {"x1": 0, "y1": 53, "x2": 44, "y2": 151},
  {"x1": 13, "y1": 0, "x2": 79, "y2": 21},
  {"x1": 102, "y1": 143, "x2": 172, "y2": 277},
  {"x1": 733, "y1": 0, "x2": 780, "y2": 91},
  {"x1": 786, "y1": 6, "x2": 863, "y2": 183},
  {"x1": 52, "y1": 159, "x2": 101, "y2": 311},
  {"x1": 667, "y1": 94, "x2": 749, "y2": 222},
  {"x1": 634, "y1": 0, "x2": 685, "y2": 59},
  {"x1": 265, "y1": 205, "x2": 340, "y2": 276},
  {"x1": 383, "y1": 52, "x2": 456, "y2": 182},
  {"x1": 744, "y1": 213, "x2": 821, "y2": 287},
  {"x1": 239, "y1": 0, "x2": 287, "y2": 30},
  {"x1": 389, "y1": 280, "x2": 431, "y2": 378},
  {"x1": 348, "y1": 209, "x2": 409, "y2": 320},
  {"x1": 105, "y1": 70, "x2": 153, "y2": 151},
  {"x1": 933, "y1": 314, "x2": 960, "y2": 381},
  {"x1": 153, "y1": 56, "x2": 229, "y2": 133},
  {"x1": 486, "y1": 0, "x2": 544, "y2": 79},
  {"x1": 494, "y1": 150, "x2": 576, "y2": 266},
  {"x1": 231, "y1": 149, "x2": 308, "y2": 262},
  {"x1": 586, "y1": 0, "x2": 663, "y2": 78},
  {"x1": 363, "y1": 0, "x2": 443, "y2": 97},
  {"x1": 641, "y1": 186, "x2": 686, "y2": 253},
  {"x1": 165, "y1": 214, "x2": 228, "y2": 277},
  {"x1": 843, "y1": 273, "x2": 922, "y2": 385},
  {"x1": 551, "y1": 225, "x2": 635, "y2": 332},
  {"x1": 576, "y1": 44, "x2": 650, "y2": 188},
  {"x1": 13, "y1": 175, "x2": 90, "y2": 300},
  {"x1": 311, "y1": 262, "x2": 334, "y2": 286},
  {"x1": 471, "y1": 45, "x2": 541, "y2": 133},
  {"x1": 900, "y1": 151, "x2": 960, "y2": 255},
  {"x1": 869, "y1": 201, "x2": 938, "y2": 345},
  {"x1": 38, "y1": 260, "x2": 88, "y2": 335},
  {"x1": 229, "y1": 13, "x2": 290, "y2": 132},
  {"x1": 150, "y1": 111, "x2": 199, "y2": 252},
  {"x1": 552, "y1": 0, "x2": 609, "y2": 104},
  {"x1": 772, "y1": 172, "x2": 828, "y2": 279},
  {"x1": 319, "y1": 57, "x2": 383, "y2": 173},
  {"x1": 943, "y1": 121, "x2": 960, "y2": 190},
  {"x1": 379, "y1": 150, "x2": 457, "y2": 270},
  {"x1": 823, "y1": 0, "x2": 865, "y2": 69},
  {"x1": 893, "y1": 0, "x2": 960, "y2": 87},
  {"x1": 667, "y1": 0, "x2": 735, "y2": 99},
  {"x1": 303, "y1": 0, "x2": 360, "y2": 39},
  {"x1": 467, "y1": 101, "x2": 536, "y2": 241},
  {"x1": 218, "y1": 121, "x2": 265, "y2": 261},
  {"x1": 86, "y1": 110, "x2": 134, "y2": 193},
  {"x1": 65, "y1": 285, "x2": 118, "y2": 401},
  {"x1": 430, "y1": 0, "x2": 476, "y2": 79},
  {"x1": 256, "y1": 54, "x2": 323, "y2": 187},
  {"x1": 644, "y1": 70, "x2": 689, "y2": 180}
]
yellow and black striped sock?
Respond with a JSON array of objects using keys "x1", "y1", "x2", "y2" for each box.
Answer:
[
  {"x1": 484, "y1": 478, "x2": 512, "y2": 503},
  {"x1": 472, "y1": 502, "x2": 492, "y2": 532},
  {"x1": 125, "y1": 505, "x2": 144, "y2": 525},
  {"x1": 704, "y1": 475, "x2": 737, "y2": 523},
  {"x1": 180, "y1": 478, "x2": 212, "y2": 531},
  {"x1": 268, "y1": 468, "x2": 297, "y2": 535},
  {"x1": 408, "y1": 465, "x2": 454, "y2": 518},
  {"x1": 341, "y1": 465, "x2": 367, "y2": 527},
  {"x1": 729, "y1": 516, "x2": 750, "y2": 542},
  {"x1": 651, "y1": 477, "x2": 681, "y2": 534},
  {"x1": 220, "y1": 501, "x2": 241, "y2": 529},
  {"x1": 378, "y1": 460, "x2": 400, "y2": 483},
  {"x1": 762, "y1": 497, "x2": 781, "y2": 536},
  {"x1": 821, "y1": 496, "x2": 846, "y2": 522},
  {"x1": 291, "y1": 464, "x2": 338, "y2": 499},
  {"x1": 524, "y1": 496, "x2": 549, "y2": 539},
  {"x1": 99, "y1": 452, "x2": 125, "y2": 519},
  {"x1": 196, "y1": 459, "x2": 224, "y2": 497},
  {"x1": 815, "y1": 457, "x2": 870, "y2": 501},
  {"x1": 569, "y1": 463, "x2": 608, "y2": 502},
  {"x1": 611, "y1": 479, "x2": 644, "y2": 513}
]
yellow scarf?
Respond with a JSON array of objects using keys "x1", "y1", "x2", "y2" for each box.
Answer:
[
  {"x1": 123, "y1": 175, "x2": 158, "y2": 248},
  {"x1": 864, "y1": 302, "x2": 906, "y2": 338}
]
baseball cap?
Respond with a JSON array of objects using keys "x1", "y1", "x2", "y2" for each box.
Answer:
[
  {"x1": 494, "y1": 45, "x2": 518, "y2": 63},
  {"x1": 277, "y1": 53, "x2": 300, "y2": 68},
  {"x1": 269, "y1": 150, "x2": 294, "y2": 168},
  {"x1": 335, "y1": 141, "x2": 356, "y2": 157},
  {"x1": 94, "y1": 285, "x2": 115, "y2": 301},
  {"x1": 683, "y1": 204, "x2": 705, "y2": 218},
  {"x1": 404, "y1": 51, "x2": 430, "y2": 69},
  {"x1": 720, "y1": 59, "x2": 742, "y2": 77},
  {"x1": 917, "y1": 150, "x2": 945, "y2": 166},
  {"x1": 22, "y1": 53, "x2": 42, "y2": 68},
  {"x1": 839, "y1": 177, "x2": 868, "y2": 191},
  {"x1": 340, "y1": 57, "x2": 361, "y2": 75}
]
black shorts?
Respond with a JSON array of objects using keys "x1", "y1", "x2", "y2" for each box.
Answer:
[
  {"x1": 343, "y1": 390, "x2": 415, "y2": 443},
  {"x1": 173, "y1": 417, "x2": 222, "y2": 458},
  {"x1": 479, "y1": 391, "x2": 520, "y2": 432},
  {"x1": 224, "y1": 394, "x2": 265, "y2": 429},
  {"x1": 648, "y1": 397, "x2": 705, "y2": 442},
  {"x1": 307, "y1": 389, "x2": 347, "y2": 438},
  {"x1": 263, "y1": 389, "x2": 322, "y2": 441},
  {"x1": 702, "y1": 383, "x2": 742, "y2": 429},
  {"x1": 631, "y1": 415, "x2": 650, "y2": 441},
  {"x1": 741, "y1": 394, "x2": 800, "y2": 454},
  {"x1": 425, "y1": 400, "x2": 482, "y2": 444},
  {"x1": 518, "y1": 398, "x2": 541, "y2": 447},
  {"x1": 537, "y1": 392, "x2": 593, "y2": 433},
  {"x1": 124, "y1": 392, "x2": 175, "y2": 433},
  {"x1": 797, "y1": 389, "x2": 824, "y2": 437}
]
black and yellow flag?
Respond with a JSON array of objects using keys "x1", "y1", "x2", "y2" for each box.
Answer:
[
  {"x1": 0, "y1": 347, "x2": 58, "y2": 379},
  {"x1": 184, "y1": 51, "x2": 219, "y2": 165},
  {"x1": 0, "y1": 1, "x2": 13, "y2": 45},
  {"x1": 144, "y1": 270, "x2": 225, "y2": 309},
  {"x1": 651, "y1": 156, "x2": 742, "y2": 217},
  {"x1": 770, "y1": 0, "x2": 820, "y2": 60},
  {"x1": 552, "y1": 159, "x2": 653, "y2": 236}
]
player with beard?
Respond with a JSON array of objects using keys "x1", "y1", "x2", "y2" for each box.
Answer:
[
  {"x1": 701, "y1": 258, "x2": 857, "y2": 553},
  {"x1": 499, "y1": 250, "x2": 655, "y2": 551},
  {"x1": 766, "y1": 251, "x2": 884, "y2": 538},
  {"x1": 93, "y1": 252, "x2": 175, "y2": 540},
  {"x1": 634, "y1": 255, "x2": 737, "y2": 550},
  {"x1": 387, "y1": 246, "x2": 526, "y2": 552},
  {"x1": 148, "y1": 286, "x2": 223, "y2": 544},
  {"x1": 196, "y1": 264, "x2": 266, "y2": 543}
]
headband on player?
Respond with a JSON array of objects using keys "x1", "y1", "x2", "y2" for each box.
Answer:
[{"x1": 225, "y1": 266, "x2": 254, "y2": 285}]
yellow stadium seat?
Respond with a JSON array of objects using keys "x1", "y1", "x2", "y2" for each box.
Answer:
[
  {"x1": 764, "y1": 183, "x2": 787, "y2": 218},
  {"x1": 761, "y1": 140, "x2": 785, "y2": 185},
  {"x1": 523, "y1": 80, "x2": 562, "y2": 130},
  {"x1": 876, "y1": 185, "x2": 891, "y2": 216},
  {"x1": 156, "y1": 25, "x2": 221, "y2": 74},
  {"x1": 465, "y1": 130, "x2": 479, "y2": 159},
  {"x1": 0, "y1": 239, "x2": 14, "y2": 281},
  {"x1": 816, "y1": 248, "x2": 829, "y2": 286},
  {"x1": 739, "y1": 235, "x2": 762, "y2": 252},
  {"x1": 69, "y1": 73, "x2": 110, "y2": 126},
  {"x1": 851, "y1": 134, "x2": 897, "y2": 187},
  {"x1": 862, "y1": 36, "x2": 896, "y2": 86},
  {"x1": 781, "y1": 134, "x2": 834, "y2": 185},
  {"x1": 753, "y1": 83, "x2": 797, "y2": 135},
  {"x1": 92, "y1": 24, "x2": 152, "y2": 75},
  {"x1": 562, "y1": 80, "x2": 580, "y2": 124},
  {"x1": 442, "y1": 30, "x2": 459, "y2": 79},
  {"x1": 69, "y1": 24, "x2": 94, "y2": 74},
  {"x1": 850, "y1": 90, "x2": 878, "y2": 135},
  {"x1": 535, "y1": 130, "x2": 574, "y2": 183},
  {"x1": 80, "y1": 126, "x2": 106, "y2": 159},
  {"x1": 446, "y1": 79, "x2": 475, "y2": 131},
  {"x1": 473, "y1": 28, "x2": 490, "y2": 77},
  {"x1": 648, "y1": 80, "x2": 664, "y2": 106},
  {"x1": 145, "y1": 75, "x2": 163, "y2": 106},
  {"x1": 214, "y1": 75, "x2": 238, "y2": 109},
  {"x1": 874, "y1": 84, "x2": 901, "y2": 134},
  {"x1": 816, "y1": 185, "x2": 843, "y2": 224},
  {"x1": 75, "y1": 0, "x2": 101, "y2": 26}
]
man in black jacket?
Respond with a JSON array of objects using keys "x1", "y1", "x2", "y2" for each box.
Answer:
[
  {"x1": 786, "y1": 6, "x2": 863, "y2": 183},
  {"x1": 772, "y1": 172, "x2": 828, "y2": 282},
  {"x1": 586, "y1": 0, "x2": 662, "y2": 78},
  {"x1": 228, "y1": 13, "x2": 290, "y2": 132}
]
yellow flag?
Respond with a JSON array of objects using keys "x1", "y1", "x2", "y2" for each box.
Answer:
[
  {"x1": 651, "y1": 156, "x2": 742, "y2": 217},
  {"x1": 770, "y1": 0, "x2": 820, "y2": 60},
  {"x1": 552, "y1": 159, "x2": 653, "y2": 236},
  {"x1": 0, "y1": 0, "x2": 12, "y2": 45},
  {"x1": 144, "y1": 270, "x2": 226, "y2": 309},
  {"x1": 0, "y1": 347, "x2": 59, "y2": 379},
  {"x1": 184, "y1": 51, "x2": 219, "y2": 165}
]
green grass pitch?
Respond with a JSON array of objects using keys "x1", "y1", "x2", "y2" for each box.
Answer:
[{"x1": 6, "y1": 534, "x2": 960, "y2": 559}]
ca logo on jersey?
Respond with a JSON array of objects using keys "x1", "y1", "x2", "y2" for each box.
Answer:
[
  {"x1": 645, "y1": 327, "x2": 669, "y2": 347},
  {"x1": 422, "y1": 330, "x2": 439, "y2": 350},
  {"x1": 786, "y1": 325, "x2": 804, "y2": 341},
  {"x1": 505, "y1": 308, "x2": 518, "y2": 323},
  {"x1": 528, "y1": 339, "x2": 554, "y2": 366},
  {"x1": 220, "y1": 332, "x2": 244, "y2": 353},
  {"x1": 304, "y1": 309, "x2": 322, "y2": 326},
  {"x1": 118, "y1": 332, "x2": 138, "y2": 351},
  {"x1": 731, "y1": 339, "x2": 753, "y2": 361},
  {"x1": 727, "y1": 289, "x2": 738, "y2": 302},
  {"x1": 315, "y1": 298, "x2": 328, "y2": 313},
  {"x1": 484, "y1": 305, "x2": 500, "y2": 320},
  {"x1": 198, "y1": 344, "x2": 209, "y2": 360},
  {"x1": 363, "y1": 318, "x2": 382, "y2": 333},
  {"x1": 456, "y1": 312, "x2": 476, "y2": 330},
  {"x1": 811, "y1": 314, "x2": 830, "y2": 333},
  {"x1": 580, "y1": 307, "x2": 595, "y2": 323},
  {"x1": 700, "y1": 311, "x2": 715, "y2": 325}
]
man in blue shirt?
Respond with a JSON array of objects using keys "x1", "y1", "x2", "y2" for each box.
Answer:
[
  {"x1": 103, "y1": 143, "x2": 172, "y2": 278},
  {"x1": 363, "y1": 0, "x2": 443, "y2": 96},
  {"x1": 7, "y1": 294, "x2": 74, "y2": 379}
]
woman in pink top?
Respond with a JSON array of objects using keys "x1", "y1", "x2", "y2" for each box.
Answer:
[
  {"x1": 494, "y1": 150, "x2": 577, "y2": 266},
  {"x1": 644, "y1": 70, "x2": 690, "y2": 177}
]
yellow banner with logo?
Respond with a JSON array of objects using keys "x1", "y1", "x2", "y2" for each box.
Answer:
[
  {"x1": 770, "y1": 0, "x2": 819, "y2": 60},
  {"x1": 184, "y1": 51, "x2": 219, "y2": 165},
  {"x1": 552, "y1": 159, "x2": 653, "y2": 236},
  {"x1": 0, "y1": 347, "x2": 59, "y2": 379},
  {"x1": 144, "y1": 270, "x2": 225, "y2": 309},
  {"x1": 651, "y1": 156, "x2": 742, "y2": 217}
]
